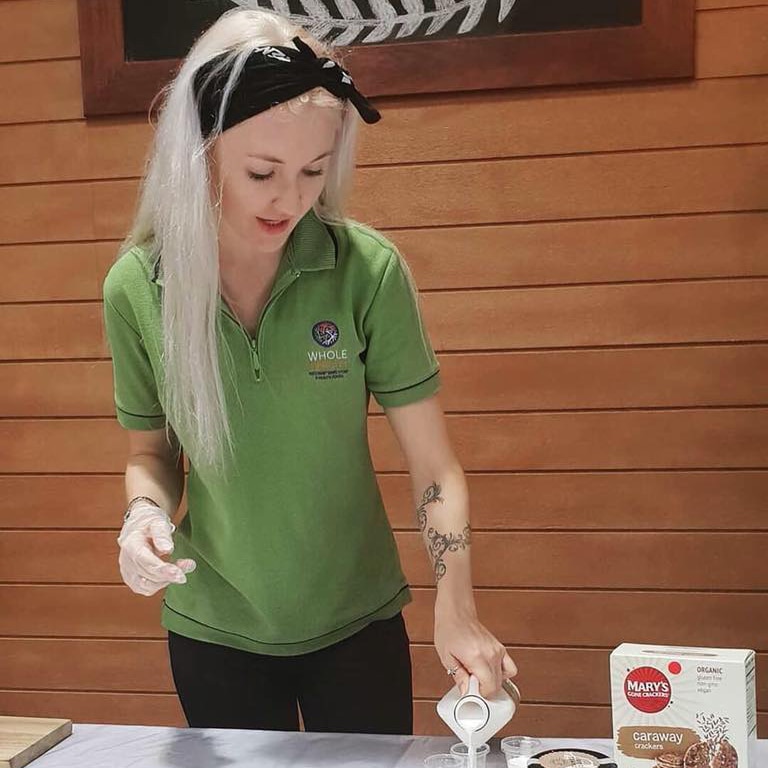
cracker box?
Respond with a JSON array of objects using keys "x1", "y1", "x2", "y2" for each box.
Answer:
[{"x1": 610, "y1": 644, "x2": 756, "y2": 768}]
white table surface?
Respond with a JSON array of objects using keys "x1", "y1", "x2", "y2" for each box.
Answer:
[{"x1": 26, "y1": 725, "x2": 768, "y2": 768}]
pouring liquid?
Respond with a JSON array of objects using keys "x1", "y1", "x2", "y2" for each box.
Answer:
[
  {"x1": 465, "y1": 725, "x2": 482, "y2": 768},
  {"x1": 455, "y1": 703, "x2": 485, "y2": 768}
]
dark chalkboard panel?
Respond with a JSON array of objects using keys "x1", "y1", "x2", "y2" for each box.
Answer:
[
  {"x1": 78, "y1": 0, "x2": 693, "y2": 116},
  {"x1": 123, "y1": 1, "x2": 236, "y2": 61},
  {"x1": 123, "y1": 0, "x2": 643, "y2": 61}
]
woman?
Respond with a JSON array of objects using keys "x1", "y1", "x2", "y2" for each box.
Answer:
[{"x1": 104, "y1": 7, "x2": 517, "y2": 734}]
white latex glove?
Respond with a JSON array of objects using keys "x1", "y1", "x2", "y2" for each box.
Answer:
[{"x1": 117, "y1": 501, "x2": 197, "y2": 596}]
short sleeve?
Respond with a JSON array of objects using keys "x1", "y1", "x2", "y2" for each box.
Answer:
[
  {"x1": 363, "y1": 250, "x2": 441, "y2": 408},
  {"x1": 103, "y1": 293, "x2": 166, "y2": 431}
]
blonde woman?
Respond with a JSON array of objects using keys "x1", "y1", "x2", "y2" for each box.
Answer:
[{"x1": 104, "y1": 7, "x2": 517, "y2": 733}]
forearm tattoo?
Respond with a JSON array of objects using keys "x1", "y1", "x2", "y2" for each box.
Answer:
[{"x1": 416, "y1": 482, "x2": 472, "y2": 583}]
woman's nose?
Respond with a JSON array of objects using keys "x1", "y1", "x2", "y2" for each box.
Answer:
[{"x1": 271, "y1": 181, "x2": 303, "y2": 218}]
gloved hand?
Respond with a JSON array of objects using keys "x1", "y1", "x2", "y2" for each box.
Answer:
[{"x1": 117, "y1": 501, "x2": 197, "y2": 596}]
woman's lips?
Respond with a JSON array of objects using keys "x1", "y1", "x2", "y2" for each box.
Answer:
[{"x1": 256, "y1": 217, "x2": 291, "y2": 234}]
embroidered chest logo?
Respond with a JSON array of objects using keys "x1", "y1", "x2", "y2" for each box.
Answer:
[
  {"x1": 307, "y1": 320, "x2": 349, "y2": 381},
  {"x1": 312, "y1": 321, "x2": 339, "y2": 347}
]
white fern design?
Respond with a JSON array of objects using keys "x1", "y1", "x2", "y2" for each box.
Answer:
[{"x1": 229, "y1": 0, "x2": 519, "y2": 45}]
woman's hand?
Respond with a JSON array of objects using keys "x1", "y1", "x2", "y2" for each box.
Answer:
[
  {"x1": 434, "y1": 601, "x2": 517, "y2": 698},
  {"x1": 117, "y1": 501, "x2": 196, "y2": 596}
]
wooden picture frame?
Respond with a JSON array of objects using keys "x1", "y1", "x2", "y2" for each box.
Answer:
[{"x1": 77, "y1": 0, "x2": 695, "y2": 118}]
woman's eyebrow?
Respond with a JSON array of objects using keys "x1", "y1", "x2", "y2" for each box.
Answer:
[{"x1": 247, "y1": 150, "x2": 332, "y2": 164}]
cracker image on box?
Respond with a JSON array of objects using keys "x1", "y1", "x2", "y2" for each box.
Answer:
[{"x1": 609, "y1": 644, "x2": 756, "y2": 768}]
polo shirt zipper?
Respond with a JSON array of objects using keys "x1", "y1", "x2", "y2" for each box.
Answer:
[
  {"x1": 222, "y1": 267, "x2": 301, "y2": 383},
  {"x1": 248, "y1": 338, "x2": 261, "y2": 382}
]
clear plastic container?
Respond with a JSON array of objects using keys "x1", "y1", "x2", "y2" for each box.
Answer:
[
  {"x1": 424, "y1": 755, "x2": 463, "y2": 768},
  {"x1": 500, "y1": 736, "x2": 543, "y2": 764},
  {"x1": 449, "y1": 742, "x2": 490, "y2": 768}
]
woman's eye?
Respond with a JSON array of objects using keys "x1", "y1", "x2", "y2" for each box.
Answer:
[{"x1": 247, "y1": 169, "x2": 324, "y2": 182}]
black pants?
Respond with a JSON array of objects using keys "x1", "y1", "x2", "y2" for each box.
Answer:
[{"x1": 167, "y1": 612, "x2": 413, "y2": 734}]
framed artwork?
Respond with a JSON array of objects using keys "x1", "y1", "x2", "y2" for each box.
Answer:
[{"x1": 77, "y1": 0, "x2": 695, "y2": 117}]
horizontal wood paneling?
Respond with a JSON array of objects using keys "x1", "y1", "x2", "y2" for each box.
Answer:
[
  {"x1": 405, "y1": 590, "x2": 768, "y2": 649},
  {"x1": 0, "y1": 360, "x2": 112, "y2": 415},
  {"x1": 0, "y1": 60, "x2": 82, "y2": 124},
  {"x1": 2, "y1": 640, "x2": 766, "y2": 708},
  {"x1": 0, "y1": 179, "x2": 132, "y2": 243},
  {"x1": 698, "y1": 1, "x2": 768, "y2": 8},
  {"x1": 2, "y1": 280, "x2": 767, "y2": 359},
  {"x1": 0, "y1": 304, "x2": 105, "y2": 359},
  {"x1": 361, "y1": 77, "x2": 768, "y2": 166},
  {"x1": 1, "y1": 410, "x2": 766, "y2": 473},
  {"x1": 388, "y1": 212, "x2": 768, "y2": 290},
  {"x1": 2, "y1": 471, "x2": 766, "y2": 532},
  {"x1": 3, "y1": 345, "x2": 767, "y2": 417},
  {"x1": 0, "y1": 242, "x2": 116, "y2": 302},
  {"x1": 0, "y1": 690, "x2": 186, "y2": 728},
  {"x1": 0, "y1": 638, "x2": 173, "y2": 692},
  {"x1": 0, "y1": 475, "x2": 126, "y2": 529},
  {"x1": 697, "y1": 5, "x2": 768, "y2": 78},
  {"x1": 369, "y1": 410, "x2": 768, "y2": 472},
  {"x1": 2, "y1": 213, "x2": 767, "y2": 301},
  {"x1": 0, "y1": 119, "x2": 150, "y2": 186},
  {"x1": 4, "y1": 78, "x2": 768, "y2": 185},
  {"x1": 0, "y1": 182, "x2": 103, "y2": 243},
  {"x1": 397, "y1": 532, "x2": 768, "y2": 590},
  {"x1": 431, "y1": 346, "x2": 768, "y2": 410},
  {"x1": 2, "y1": 530, "x2": 767, "y2": 591},
  {"x1": 410, "y1": 647, "x2": 768, "y2": 705},
  {"x1": 0, "y1": 531, "x2": 120, "y2": 583},
  {"x1": 0, "y1": 0, "x2": 79, "y2": 64},
  {"x1": 352, "y1": 146, "x2": 768, "y2": 229},
  {"x1": 422, "y1": 281, "x2": 768, "y2": 351},
  {"x1": 0, "y1": 585, "x2": 165, "y2": 638},
  {"x1": 382, "y1": 471, "x2": 768, "y2": 531},
  {"x1": 2, "y1": 146, "x2": 767, "y2": 243},
  {"x1": 3, "y1": 586, "x2": 768, "y2": 649}
]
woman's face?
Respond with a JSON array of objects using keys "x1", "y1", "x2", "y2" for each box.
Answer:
[{"x1": 211, "y1": 101, "x2": 342, "y2": 259}]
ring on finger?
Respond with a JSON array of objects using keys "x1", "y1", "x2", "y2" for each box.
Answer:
[{"x1": 446, "y1": 665, "x2": 459, "y2": 676}]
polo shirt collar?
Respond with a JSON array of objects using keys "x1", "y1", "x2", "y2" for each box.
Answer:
[
  {"x1": 150, "y1": 208, "x2": 337, "y2": 286},
  {"x1": 285, "y1": 208, "x2": 338, "y2": 272}
]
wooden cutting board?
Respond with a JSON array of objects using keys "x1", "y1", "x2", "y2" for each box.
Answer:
[{"x1": 0, "y1": 717, "x2": 72, "y2": 768}]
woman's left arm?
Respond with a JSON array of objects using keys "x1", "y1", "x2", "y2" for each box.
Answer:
[{"x1": 385, "y1": 395, "x2": 518, "y2": 697}]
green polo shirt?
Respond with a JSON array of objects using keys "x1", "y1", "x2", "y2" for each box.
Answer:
[{"x1": 103, "y1": 209, "x2": 441, "y2": 655}]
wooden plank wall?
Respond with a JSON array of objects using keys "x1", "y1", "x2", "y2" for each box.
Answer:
[{"x1": 0, "y1": 0, "x2": 767, "y2": 738}]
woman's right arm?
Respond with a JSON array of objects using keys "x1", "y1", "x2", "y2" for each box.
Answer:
[
  {"x1": 118, "y1": 428, "x2": 196, "y2": 596},
  {"x1": 125, "y1": 427, "x2": 185, "y2": 515}
]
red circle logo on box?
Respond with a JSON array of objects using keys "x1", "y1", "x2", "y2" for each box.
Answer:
[{"x1": 624, "y1": 666, "x2": 672, "y2": 713}]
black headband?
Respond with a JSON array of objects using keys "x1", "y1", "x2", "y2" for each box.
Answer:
[{"x1": 193, "y1": 36, "x2": 380, "y2": 137}]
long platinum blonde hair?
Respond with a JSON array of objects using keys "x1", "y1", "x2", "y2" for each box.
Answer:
[{"x1": 119, "y1": 8, "x2": 359, "y2": 473}]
